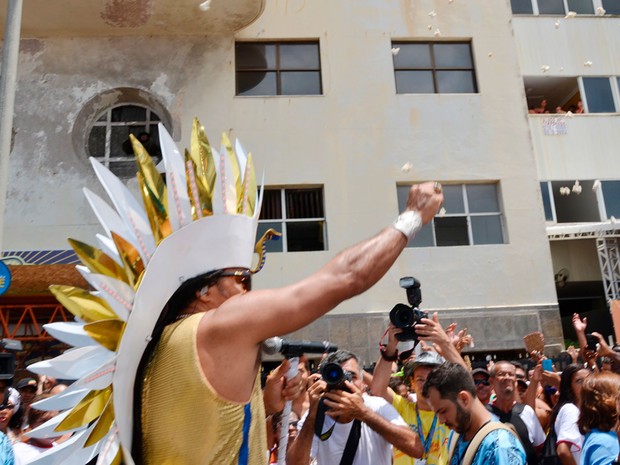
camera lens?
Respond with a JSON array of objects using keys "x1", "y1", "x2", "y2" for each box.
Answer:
[
  {"x1": 321, "y1": 363, "x2": 344, "y2": 385},
  {"x1": 390, "y1": 304, "x2": 414, "y2": 328}
]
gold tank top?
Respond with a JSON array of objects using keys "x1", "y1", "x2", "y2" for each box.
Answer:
[{"x1": 141, "y1": 313, "x2": 267, "y2": 465}]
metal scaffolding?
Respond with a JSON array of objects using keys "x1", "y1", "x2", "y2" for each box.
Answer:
[{"x1": 597, "y1": 237, "x2": 620, "y2": 303}]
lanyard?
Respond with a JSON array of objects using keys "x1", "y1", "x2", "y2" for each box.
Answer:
[{"x1": 416, "y1": 404, "x2": 438, "y2": 456}]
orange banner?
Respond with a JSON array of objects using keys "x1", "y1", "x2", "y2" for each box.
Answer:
[{"x1": 611, "y1": 300, "x2": 620, "y2": 344}]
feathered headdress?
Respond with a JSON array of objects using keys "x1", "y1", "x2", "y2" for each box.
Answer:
[{"x1": 24, "y1": 119, "x2": 278, "y2": 464}]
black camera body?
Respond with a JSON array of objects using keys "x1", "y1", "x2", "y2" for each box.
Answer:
[
  {"x1": 320, "y1": 362, "x2": 352, "y2": 392},
  {"x1": 389, "y1": 277, "x2": 428, "y2": 342}
]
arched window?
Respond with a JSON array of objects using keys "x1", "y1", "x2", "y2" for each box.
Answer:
[{"x1": 87, "y1": 104, "x2": 163, "y2": 178}]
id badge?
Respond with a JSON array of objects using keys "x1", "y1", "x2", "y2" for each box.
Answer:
[{"x1": 415, "y1": 459, "x2": 427, "y2": 465}]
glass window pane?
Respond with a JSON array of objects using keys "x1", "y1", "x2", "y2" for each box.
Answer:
[
  {"x1": 435, "y1": 217, "x2": 469, "y2": 246},
  {"x1": 442, "y1": 185, "x2": 465, "y2": 214},
  {"x1": 540, "y1": 182, "x2": 554, "y2": 221},
  {"x1": 286, "y1": 189, "x2": 323, "y2": 218},
  {"x1": 110, "y1": 126, "x2": 132, "y2": 158},
  {"x1": 602, "y1": 0, "x2": 620, "y2": 14},
  {"x1": 538, "y1": 0, "x2": 566, "y2": 14},
  {"x1": 393, "y1": 43, "x2": 432, "y2": 68},
  {"x1": 111, "y1": 105, "x2": 145, "y2": 122},
  {"x1": 260, "y1": 190, "x2": 282, "y2": 220},
  {"x1": 287, "y1": 221, "x2": 325, "y2": 251},
  {"x1": 511, "y1": 0, "x2": 534, "y2": 14},
  {"x1": 396, "y1": 186, "x2": 409, "y2": 211},
  {"x1": 583, "y1": 77, "x2": 616, "y2": 113},
  {"x1": 467, "y1": 184, "x2": 500, "y2": 213},
  {"x1": 471, "y1": 216, "x2": 503, "y2": 245},
  {"x1": 436, "y1": 71, "x2": 476, "y2": 93},
  {"x1": 280, "y1": 44, "x2": 319, "y2": 69},
  {"x1": 433, "y1": 43, "x2": 473, "y2": 68},
  {"x1": 236, "y1": 43, "x2": 276, "y2": 69},
  {"x1": 110, "y1": 160, "x2": 138, "y2": 179},
  {"x1": 395, "y1": 71, "x2": 435, "y2": 94},
  {"x1": 281, "y1": 71, "x2": 321, "y2": 95},
  {"x1": 150, "y1": 112, "x2": 161, "y2": 122},
  {"x1": 567, "y1": 0, "x2": 594, "y2": 14},
  {"x1": 236, "y1": 71, "x2": 277, "y2": 96},
  {"x1": 257, "y1": 222, "x2": 284, "y2": 253},
  {"x1": 88, "y1": 126, "x2": 106, "y2": 157},
  {"x1": 602, "y1": 181, "x2": 620, "y2": 219},
  {"x1": 409, "y1": 223, "x2": 435, "y2": 247}
]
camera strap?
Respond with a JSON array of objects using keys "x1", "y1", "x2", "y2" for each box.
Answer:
[{"x1": 314, "y1": 398, "x2": 362, "y2": 465}]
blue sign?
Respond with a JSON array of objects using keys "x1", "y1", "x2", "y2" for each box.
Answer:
[{"x1": 0, "y1": 261, "x2": 11, "y2": 296}]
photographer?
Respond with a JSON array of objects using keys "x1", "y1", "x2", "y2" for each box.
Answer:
[
  {"x1": 287, "y1": 350, "x2": 422, "y2": 465},
  {"x1": 371, "y1": 315, "x2": 466, "y2": 465}
]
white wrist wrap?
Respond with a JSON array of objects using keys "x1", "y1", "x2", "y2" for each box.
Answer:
[{"x1": 392, "y1": 211, "x2": 423, "y2": 240}]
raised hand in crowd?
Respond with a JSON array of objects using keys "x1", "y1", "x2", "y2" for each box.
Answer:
[{"x1": 414, "y1": 313, "x2": 467, "y2": 366}]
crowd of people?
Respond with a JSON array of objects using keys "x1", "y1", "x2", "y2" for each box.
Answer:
[
  {"x1": 260, "y1": 312, "x2": 620, "y2": 465},
  {"x1": 529, "y1": 99, "x2": 585, "y2": 114},
  {"x1": 0, "y1": 375, "x2": 66, "y2": 464}
]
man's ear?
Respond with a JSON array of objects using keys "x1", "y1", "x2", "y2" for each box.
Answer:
[{"x1": 457, "y1": 390, "x2": 473, "y2": 408}]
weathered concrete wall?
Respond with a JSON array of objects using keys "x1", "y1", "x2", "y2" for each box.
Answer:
[{"x1": 4, "y1": 0, "x2": 561, "y2": 352}]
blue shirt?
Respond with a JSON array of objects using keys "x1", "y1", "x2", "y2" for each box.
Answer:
[
  {"x1": 449, "y1": 428, "x2": 526, "y2": 465},
  {"x1": 580, "y1": 429, "x2": 619, "y2": 465},
  {"x1": 0, "y1": 431, "x2": 14, "y2": 465}
]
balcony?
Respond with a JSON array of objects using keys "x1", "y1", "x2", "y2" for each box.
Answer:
[{"x1": 0, "y1": 0, "x2": 265, "y2": 37}]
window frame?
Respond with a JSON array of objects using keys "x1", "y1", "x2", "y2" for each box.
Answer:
[
  {"x1": 392, "y1": 41, "x2": 478, "y2": 94},
  {"x1": 235, "y1": 40, "x2": 322, "y2": 97},
  {"x1": 88, "y1": 103, "x2": 162, "y2": 177},
  {"x1": 397, "y1": 183, "x2": 505, "y2": 247},
  {"x1": 257, "y1": 186, "x2": 328, "y2": 253},
  {"x1": 511, "y1": 0, "x2": 597, "y2": 15},
  {"x1": 541, "y1": 180, "x2": 620, "y2": 222}
]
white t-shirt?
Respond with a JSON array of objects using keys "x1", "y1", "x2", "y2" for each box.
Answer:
[
  {"x1": 13, "y1": 441, "x2": 53, "y2": 465},
  {"x1": 555, "y1": 403, "x2": 583, "y2": 464},
  {"x1": 520, "y1": 404, "x2": 546, "y2": 447},
  {"x1": 298, "y1": 394, "x2": 408, "y2": 465}
]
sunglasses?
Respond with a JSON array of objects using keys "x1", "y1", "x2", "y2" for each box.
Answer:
[
  {"x1": 218, "y1": 270, "x2": 252, "y2": 291},
  {"x1": 474, "y1": 379, "x2": 490, "y2": 387}
]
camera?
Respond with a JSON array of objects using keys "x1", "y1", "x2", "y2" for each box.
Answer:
[
  {"x1": 389, "y1": 276, "x2": 428, "y2": 342},
  {"x1": 585, "y1": 333, "x2": 598, "y2": 351},
  {"x1": 320, "y1": 362, "x2": 352, "y2": 391}
]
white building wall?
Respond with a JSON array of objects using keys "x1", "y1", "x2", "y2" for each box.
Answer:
[{"x1": 3, "y1": 0, "x2": 562, "y2": 357}]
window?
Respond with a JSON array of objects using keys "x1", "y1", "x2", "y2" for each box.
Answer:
[
  {"x1": 88, "y1": 104, "x2": 162, "y2": 178},
  {"x1": 257, "y1": 187, "x2": 326, "y2": 252},
  {"x1": 540, "y1": 180, "x2": 620, "y2": 222},
  {"x1": 235, "y1": 41, "x2": 322, "y2": 96},
  {"x1": 392, "y1": 42, "x2": 477, "y2": 94},
  {"x1": 511, "y1": 0, "x2": 594, "y2": 14},
  {"x1": 582, "y1": 77, "x2": 616, "y2": 113},
  {"x1": 397, "y1": 183, "x2": 504, "y2": 247},
  {"x1": 602, "y1": 0, "x2": 620, "y2": 14}
]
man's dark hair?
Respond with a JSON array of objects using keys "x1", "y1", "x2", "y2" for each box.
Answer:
[
  {"x1": 422, "y1": 362, "x2": 476, "y2": 402},
  {"x1": 318, "y1": 350, "x2": 358, "y2": 372}
]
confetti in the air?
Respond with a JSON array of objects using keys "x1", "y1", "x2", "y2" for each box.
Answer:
[
  {"x1": 400, "y1": 162, "x2": 413, "y2": 172},
  {"x1": 488, "y1": 52, "x2": 493, "y2": 58},
  {"x1": 434, "y1": 28, "x2": 441, "y2": 37},
  {"x1": 565, "y1": 11, "x2": 577, "y2": 18},
  {"x1": 199, "y1": 0, "x2": 212, "y2": 11},
  {"x1": 559, "y1": 66, "x2": 564, "y2": 71},
  {"x1": 611, "y1": 216, "x2": 617, "y2": 224},
  {"x1": 559, "y1": 186, "x2": 571, "y2": 196},
  {"x1": 541, "y1": 65, "x2": 550, "y2": 72},
  {"x1": 438, "y1": 207, "x2": 447, "y2": 217},
  {"x1": 392, "y1": 47, "x2": 400, "y2": 55},
  {"x1": 428, "y1": 24, "x2": 433, "y2": 30},
  {"x1": 596, "y1": 7, "x2": 606, "y2": 15},
  {"x1": 592, "y1": 180, "x2": 601, "y2": 191},
  {"x1": 429, "y1": 11, "x2": 437, "y2": 17},
  {"x1": 572, "y1": 180, "x2": 582, "y2": 194},
  {"x1": 584, "y1": 60, "x2": 592, "y2": 67},
  {"x1": 555, "y1": 20, "x2": 561, "y2": 28},
  {"x1": 566, "y1": 111, "x2": 574, "y2": 117}
]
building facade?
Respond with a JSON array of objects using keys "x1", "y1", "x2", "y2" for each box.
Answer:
[{"x1": 4, "y1": 0, "x2": 617, "y2": 365}]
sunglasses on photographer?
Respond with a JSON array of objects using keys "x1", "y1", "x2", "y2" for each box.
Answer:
[{"x1": 474, "y1": 379, "x2": 490, "y2": 387}]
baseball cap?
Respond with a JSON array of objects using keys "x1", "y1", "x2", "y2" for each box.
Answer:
[
  {"x1": 471, "y1": 368, "x2": 490, "y2": 378},
  {"x1": 16, "y1": 378, "x2": 37, "y2": 390},
  {"x1": 403, "y1": 351, "x2": 445, "y2": 380}
]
